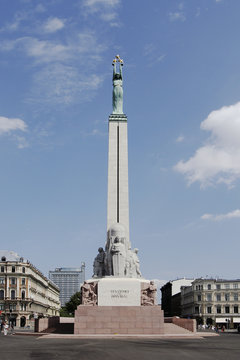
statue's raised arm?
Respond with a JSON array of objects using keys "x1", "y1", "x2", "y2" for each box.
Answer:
[{"x1": 112, "y1": 55, "x2": 124, "y2": 114}]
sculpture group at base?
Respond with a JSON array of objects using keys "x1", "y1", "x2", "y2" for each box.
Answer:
[
  {"x1": 93, "y1": 222, "x2": 142, "y2": 279},
  {"x1": 141, "y1": 281, "x2": 157, "y2": 306},
  {"x1": 81, "y1": 279, "x2": 157, "y2": 306}
]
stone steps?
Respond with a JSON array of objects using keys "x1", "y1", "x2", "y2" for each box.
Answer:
[{"x1": 164, "y1": 323, "x2": 192, "y2": 335}]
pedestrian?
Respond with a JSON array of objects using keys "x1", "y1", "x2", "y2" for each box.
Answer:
[
  {"x1": 9, "y1": 321, "x2": 14, "y2": 334},
  {"x1": 3, "y1": 323, "x2": 9, "y2": 336}
]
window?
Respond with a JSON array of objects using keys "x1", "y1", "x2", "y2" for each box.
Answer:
[
  {"x1": 207, "y1": 294, "x2": 212, "y2": 301},
  {"x1": 0, "y1": 266, "x2": 4, "y2": 273},
  {"x1": 0, "y1": 277, "x2": 4, "y2": 284},
  {"x1": 21, "y1": 291, "x2": 25, "y2": 300},
  {"x1": 195, "y1": 306, "x2": 199, "y2": 314},
  {"x1": 0, "y1": 304, "x2": 4, "y2": 310},
  {"x1": 11, "y1": 290, "x2": 15, "y2": 300},
  {"x1": 10, "y1": 278, "x2": 16, "y2": 285},
  {"x1": 21, "y1": 278, "x2": 26, "y2": 285},
  {"x1": 197, "y1": 295, "x2": 201, "y2": 301},
  {"x1": 0, "y1": 290, "x2": 4, "y2": 300},
  {"x1": 9, "y1": 304, "x2": 16, "y2": 311},
  {"x1": 207, "y1": 284, "x2": 211, "y2": 290},
  {"x1": 233, "y1": 283, "x2": 238, "y2": 289},
  {"x1": 233, "y1": 293, "x2": 238, "y2": 301},
  {"x1": 216, "y1": 294, "x2": 221, "y2": 301},
  {"x1": 216, "y1": 306, "x2": 221, "y2": 314},
  {"x1": 225, "y1": 293, "x2": 230, "y2": 301},
  {"x1": 225, "y1": 284, "x2": 230, "y2": 289},
  {"x1": 216, "y1": 284, "x2": 221, "y2": 290},
  {"x1": 12, "y1": 266, "x2": 15, "y2": 273},
  {"x1": 234, "y1": 306, "x2": 238, "y2": 314},
  {"x1": 207, "y1": 306, "x2": 212, "y2": 314},
  {"x1": 225, "y1": 306, "x2": 230, "y2": 314},
  {"x1": 20, "y1": 303, "x2": 26, "y2": 311},
  {"x1": 22, "y1": 267, "x2": 25, "y2": 274}
]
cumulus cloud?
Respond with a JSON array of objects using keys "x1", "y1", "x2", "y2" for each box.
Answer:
[
  {"x1": 201, "y1": 209, "x2": 240, "y2": 221},
  {"x1": 174, "y1": 102, "x2": 240, "y2": 187},
  {"x1": 43, "y1": 17, "x2": 65, "y2": 33},
  {"x1": 0, "y1": 116, "x2": 27, "y2": 135}
]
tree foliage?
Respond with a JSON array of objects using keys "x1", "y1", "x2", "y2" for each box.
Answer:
[{"x1": 60, "y1": 291, "x2": 82, "y2": 317}]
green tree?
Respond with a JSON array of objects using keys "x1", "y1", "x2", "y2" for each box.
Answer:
[{"x1": 60, "y1": 291, "x2": 82, "y2": 317}]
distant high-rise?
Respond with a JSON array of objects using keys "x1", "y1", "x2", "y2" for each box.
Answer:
[{"x1": 49, "y1": 263, "x2": 85, "y2": 306}]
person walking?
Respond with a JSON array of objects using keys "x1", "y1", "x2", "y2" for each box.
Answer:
[{"x1": 3, "y1": 322, "x2": 9, "y2": 336}]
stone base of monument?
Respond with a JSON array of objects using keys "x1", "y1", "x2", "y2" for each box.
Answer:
[
  {"x1": 74, "y1": 278, "x2": 164, "y2": 335},
  {"x1": 74, "y1": 305, "x2": 164, "y2": 335}
]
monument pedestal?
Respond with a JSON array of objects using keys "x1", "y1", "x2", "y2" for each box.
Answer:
[
  {"x1": 74, "y1": 305, "x2": 164, "y2": 335},
  {"x1": 74, "y1": 277, "x2": 164, "y2": 335}
]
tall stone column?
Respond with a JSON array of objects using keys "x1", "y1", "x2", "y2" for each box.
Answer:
[{"x1": 107, "y1": 113, "x2": 130, "y2": 247}]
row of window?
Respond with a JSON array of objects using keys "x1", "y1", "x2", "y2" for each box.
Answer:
[
  {"x1": 0, "y1": 266, "x2": 25, "y2": 273},
  {"x1": 0, "y1": 303, "x2": 27, "y2": 311},
  {"x1": 195, "y1": 305, "x2": 239, "y2": 314},
  {"x1": 0, "y1": 289, "x2": 26, "y2": 300},
  {"x1": 197, "y1": 293, "x2": 239, "y2": 302},
  {"x1": 0, "y1": 277, "x2": 26, "y2": 285},
  {"x1": 196, "y1": 283, "x2": 239, "y2": 291}
]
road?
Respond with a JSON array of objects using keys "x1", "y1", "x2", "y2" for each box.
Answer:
[{"x1": 1, "y1": 333, "x2": 240, "y2": 360}]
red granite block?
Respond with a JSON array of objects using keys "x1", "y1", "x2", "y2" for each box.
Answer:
[
  {"x1": 119, "y1": 322, "x2": 133, "y2": 329},
  {"x1": 106, "y1": 322, "x2": 119, "y2": 329},
  {"x1": 127, "y1": 328, "x2": 143, "y2": 334},
  {"x1": 76, "y1": 322, "x2": 87, "y2": 328}
]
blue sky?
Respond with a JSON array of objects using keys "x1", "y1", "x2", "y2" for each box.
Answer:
[{"x1": 1, "y1": 0, "x2": 240, "y2": 283}]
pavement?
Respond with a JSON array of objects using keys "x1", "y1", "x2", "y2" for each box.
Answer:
[{"x1": 1, "y1": 332, "x2": 240, "y2": 360}]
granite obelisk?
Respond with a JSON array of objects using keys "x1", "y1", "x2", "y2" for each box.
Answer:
[{"x1": 107, "y1": 55, "x2": 130, "y2": 248}]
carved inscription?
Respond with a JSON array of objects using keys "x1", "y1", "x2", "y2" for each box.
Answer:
[{"x1": 111, "y1": 289, "x2": 130, "y2": 299}]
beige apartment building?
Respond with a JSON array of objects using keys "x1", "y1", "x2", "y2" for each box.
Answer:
[
  {"x1": 181, "y1": 278, "x2": 240, "y2": 328},
  {"x1": 0, "y1": 251, "x2": 60, "y2": 328}
]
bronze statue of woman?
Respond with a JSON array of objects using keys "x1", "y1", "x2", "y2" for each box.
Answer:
[{"x1": 112, "y1": 55, "x2": 123, "y2": 114}]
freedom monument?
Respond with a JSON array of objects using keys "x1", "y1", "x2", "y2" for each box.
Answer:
[{"x1": 74, "y1": 56, "x2": 164, "y2": 335}]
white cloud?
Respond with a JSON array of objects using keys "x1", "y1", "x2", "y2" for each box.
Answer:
[
  {"x1": 28, "y1": 64, "x2": 104, "y2": 105},
  {"x1": 201, "y1": 209, "x2": 240, "y2": 221},
  {"x1": 15, "y1": 136, "x2": 29, "y2": 149},
  {"x1": 0, "y1": 31, "x2": 105, "y2": 106},
  {"x1": 169, "y1": 2, "x2": 186, "y2": 22},
  {"x1": 144, "y1": 43, "x2": 166, "y2": 67},
  {"x1": 174, "y1": 102, "x2": 240, "y2": 187},
  {"x1": 169, "y1": 11, "x2": 186, "y2": 22},
  {"x1": 176, "y1": 135, "x2": 184, "y2": 143},
  {"x1": 82, "y1": 0, "x2": 121, "y2": 25},
  {"x1": 43, "y1": 17, "x2": 65, "y2": 33},
  {"x1": 82, "y1": 0, "x2": 120, "y2": 12},
  {"x1": 1, "y1": 32, "x2": 104, "y2": 64},
  {"x1": 0, "y1": 116, "x2": 27, "y2": 135}
]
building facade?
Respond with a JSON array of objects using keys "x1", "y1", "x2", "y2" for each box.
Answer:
[
  {"x1": 0, "y1": 251, "x2": 60, "y2": 328},
  {"x1": 161, "y1": 278, "x2": 194, "y2": 317},
  {"x1": 49, "y1": 263, "x2": 85, "y2": 306},
  {"x1": 181, "y1": 278, "x2": 240, "y2": 328}
]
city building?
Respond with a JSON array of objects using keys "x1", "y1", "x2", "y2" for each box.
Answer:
[
  {"x1": 181, "y1": 278, "x2": 240, "y2": 328},
  {"x1": 49, "y1": 263, "x2": 85, "y2": 306},
  {"x1": 0, "y1": 250, "x2": 60, "y2": 328},
  {"x1": 161, "y1": 278, "x2": 194, "y2": 317}
]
